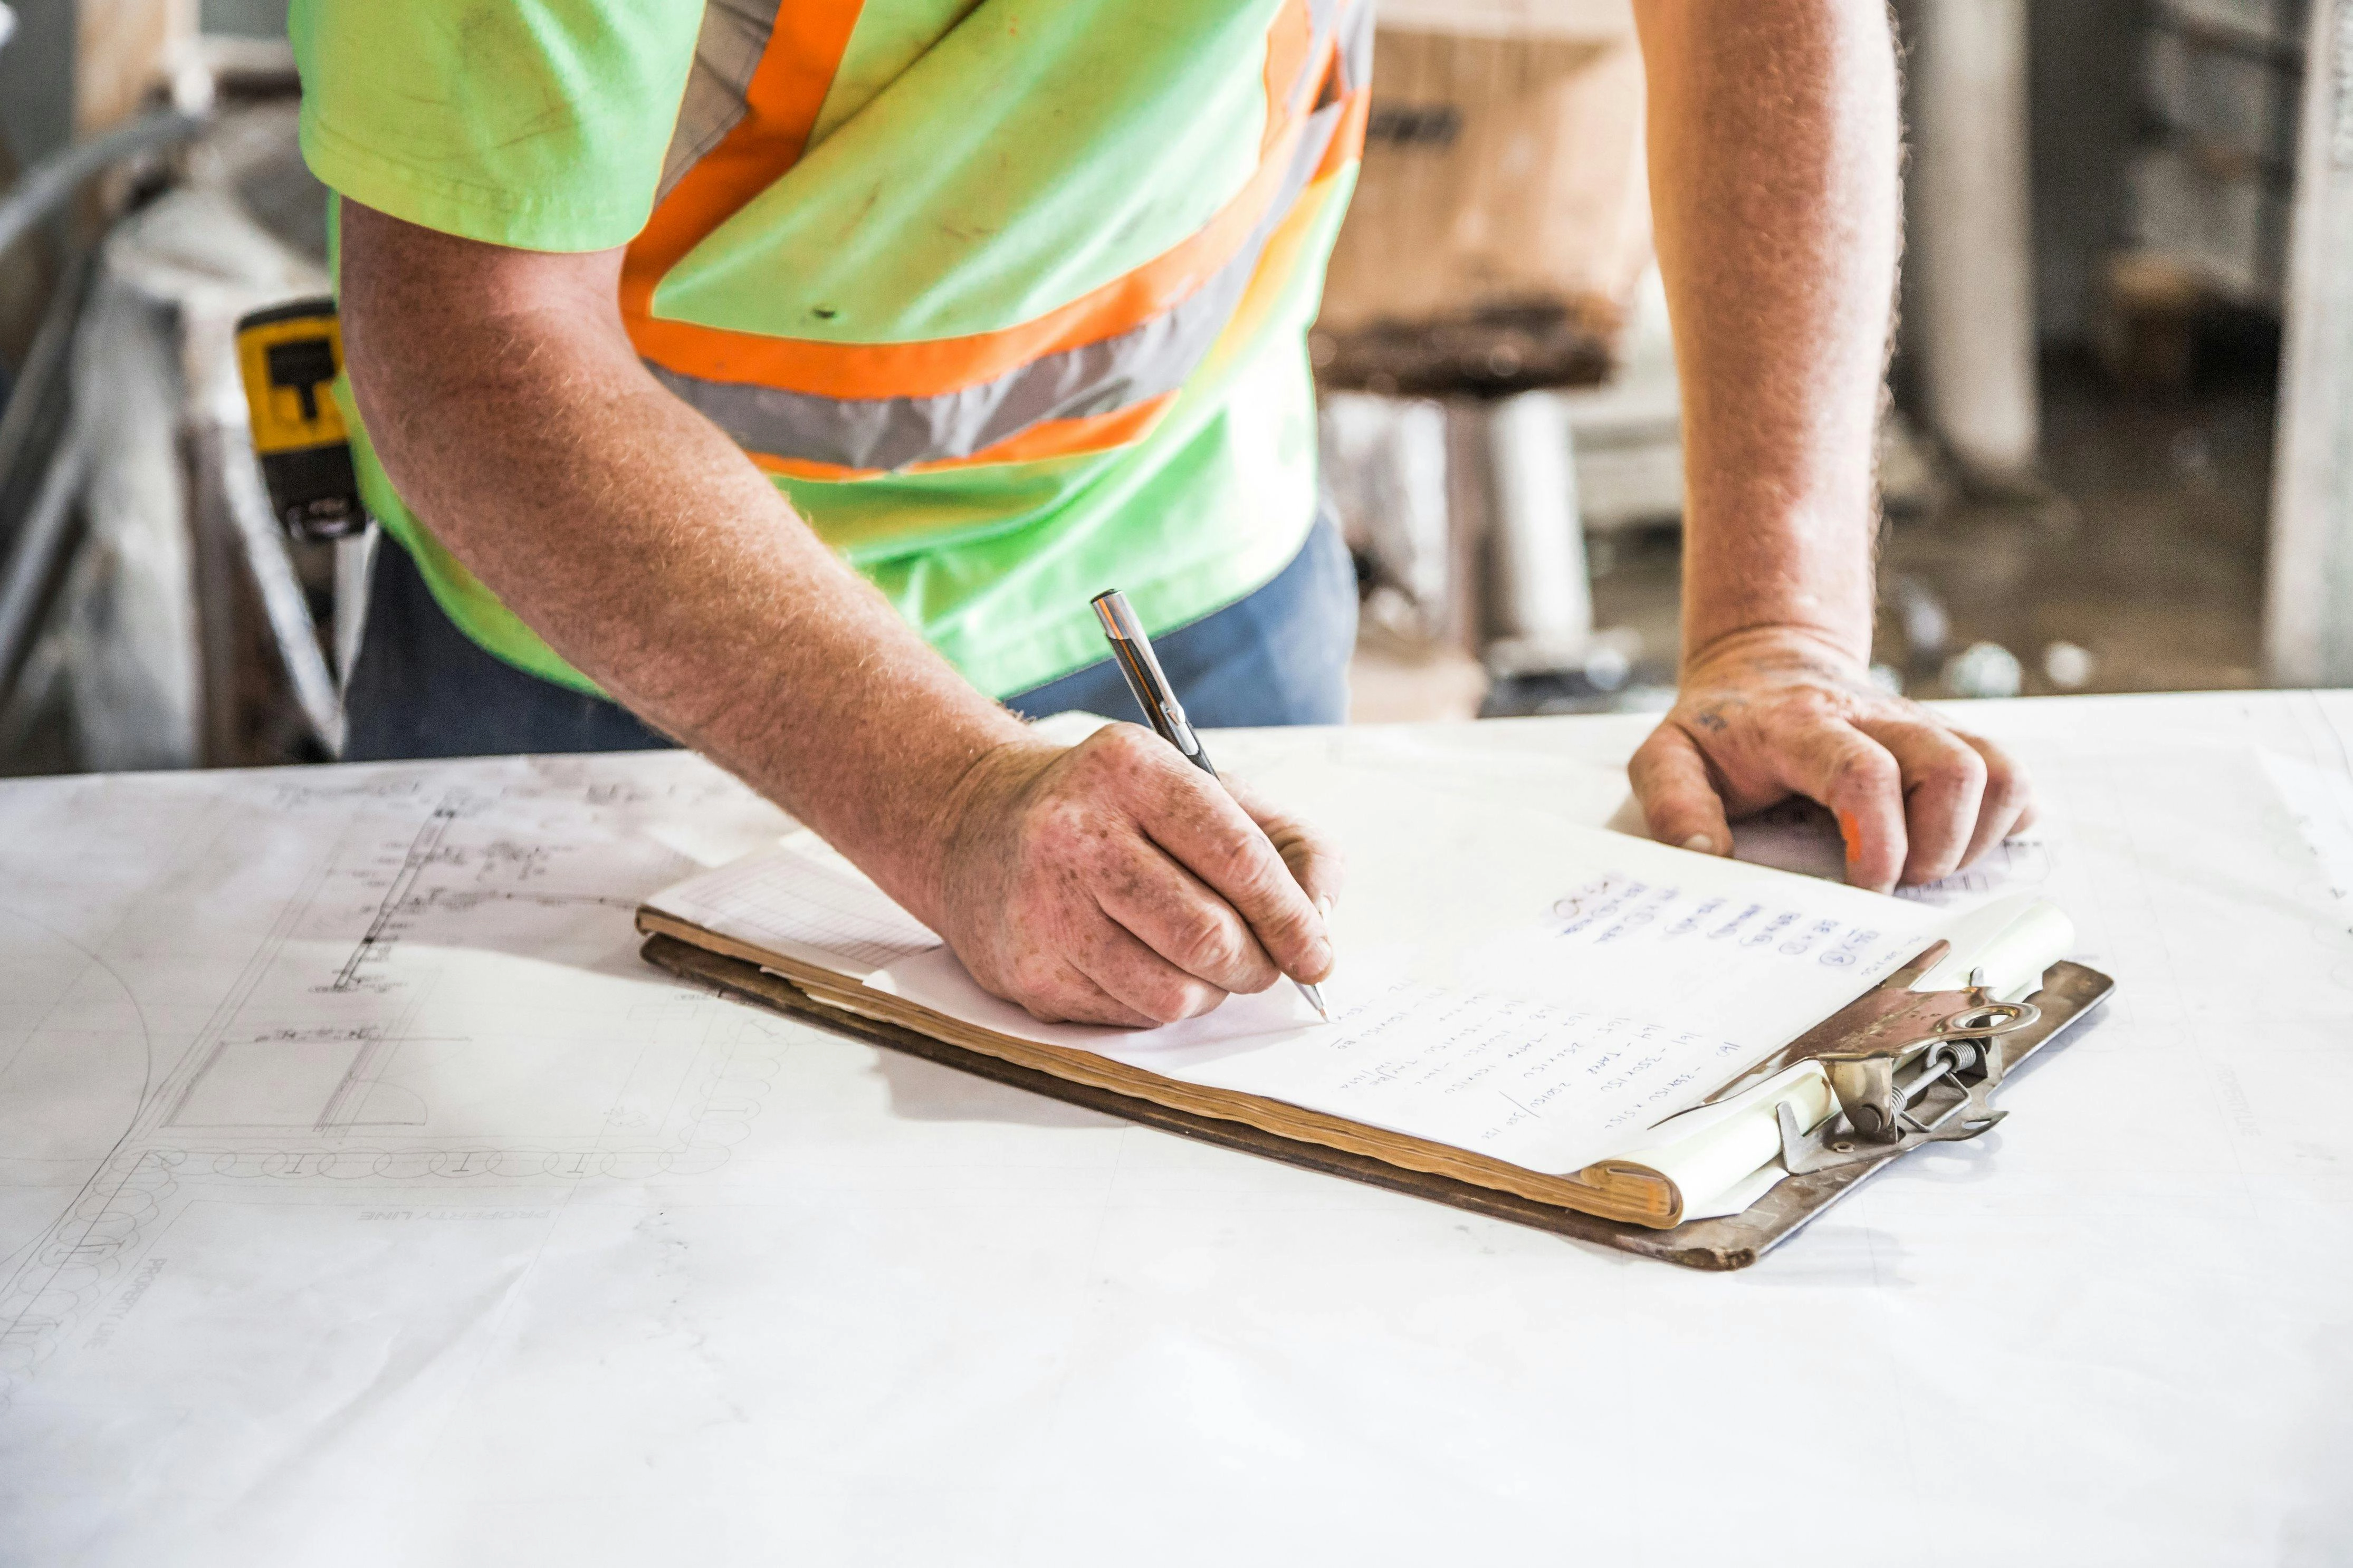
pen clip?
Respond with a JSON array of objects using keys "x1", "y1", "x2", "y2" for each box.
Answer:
[{"x1": 1158, "y1": 698, "x2": 1201, "y2": 756}]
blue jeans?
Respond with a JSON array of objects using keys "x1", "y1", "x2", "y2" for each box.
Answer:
[
  {"x1": 1003, "y1": 513, "x2": 1356, "y2": 728},
  {"x1": 344, "y1": 515, "x2": 1356, "y2": 761}
]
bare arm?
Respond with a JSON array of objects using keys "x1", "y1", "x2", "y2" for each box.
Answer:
[
  {"x1": 1626, "y1": 0, "x2": 2032, "y2": 889},
  {"x1": 338, "y1": 204, "x2": 1336, "y2": 1023}
]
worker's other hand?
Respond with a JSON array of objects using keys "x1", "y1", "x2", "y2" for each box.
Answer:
[
  {"x1": 1629, "y1": 627, "x2": 2036, "y2": 892},
  {"x1": 930, "y1": 725, "x2": 1343, "y2": 1027}
]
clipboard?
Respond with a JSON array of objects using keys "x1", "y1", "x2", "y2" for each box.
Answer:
[{"x1": 640, "y1": 930, "x2": 2115, "y2": 1272}]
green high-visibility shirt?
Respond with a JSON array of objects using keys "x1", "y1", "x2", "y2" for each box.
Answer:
[{"x1": 289, "y1": 0, "x2": 1368, "y2": 698}]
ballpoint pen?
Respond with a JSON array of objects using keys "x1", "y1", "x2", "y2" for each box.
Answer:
[{"x1": 1089, "y1": 588, "x2": 1332, "y2": 1022}]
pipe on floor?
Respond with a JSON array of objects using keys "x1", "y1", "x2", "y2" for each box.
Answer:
[
  {"x1": 0, "y1": 426, "x2": 88, "y2": 703},
  {"x1": 0, "y1": 108, "x2": 208, "y2": 265},
  {"x1": 1909, "y1": 0, "x2": 2040, "y2": 484},
  {"x1": 1484, "y1": 390, "x2": 1594, "y2": 677}
]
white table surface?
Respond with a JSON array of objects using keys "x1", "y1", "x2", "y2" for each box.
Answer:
[{"x1": 2, "y1": 692, "x2": 2349, "y2": 1567}]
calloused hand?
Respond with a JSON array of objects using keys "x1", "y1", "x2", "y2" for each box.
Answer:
[
  {"x1": 1629, "y1": 628, "x2": 2035, "y2": 892},
  {"x1": 928, "y1": 725, "x2": 1343, "y2": 1027}
]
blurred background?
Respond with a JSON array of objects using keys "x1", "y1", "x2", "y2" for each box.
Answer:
[{"x1": 0, "y1": 0, "x2": 2344, "y2": 776}]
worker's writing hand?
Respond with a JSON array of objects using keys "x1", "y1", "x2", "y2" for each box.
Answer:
[
  {"x1": 1628, "y1": 628, "x2": 2035, "y2": 892},
  {"x1": 930, "y1": 725, "x2": 1343, "y2": 1027}
]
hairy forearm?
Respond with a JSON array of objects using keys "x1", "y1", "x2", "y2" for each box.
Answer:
[
  {"x1": 338, "y1": 207, "x2": 1027, "y2": 917},
  {"x1": 1633, "y1": 0, "x2": 1899, "y2": 665}
]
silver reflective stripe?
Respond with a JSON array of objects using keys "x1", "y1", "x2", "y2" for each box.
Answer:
[
  {"x1": 1296, "y1": 0, "x2": 1340, "y2": 113},
  {"x1": 1337, "y1": 0, "x2": 1373, "y2": 96},
  {"x1": 655, "y1": 0, "x2": 783, "y2": 207},
  {"x1": 651, "y1": 98, "x2": 1348, "y2": 472}
]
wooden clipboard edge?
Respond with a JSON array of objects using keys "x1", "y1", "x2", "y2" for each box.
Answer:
[{"x1": 638, "y1": 933, "x2": 2114, "y2": 1272}]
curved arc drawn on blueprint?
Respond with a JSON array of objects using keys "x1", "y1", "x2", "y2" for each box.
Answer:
[{"x1": 0, "y1": 769, "x2": 804, "y2": 1405}]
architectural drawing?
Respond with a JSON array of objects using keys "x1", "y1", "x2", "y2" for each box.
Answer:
[{"x1": 0, "y1": 754, "x2": 792, "y2": 1398}]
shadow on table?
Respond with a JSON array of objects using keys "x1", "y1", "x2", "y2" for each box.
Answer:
[{"x1": 867, "y1": 1045, "x2": 1126, "y2": 1130}]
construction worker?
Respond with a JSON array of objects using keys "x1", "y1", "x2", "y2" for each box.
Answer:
[{"x1": 295, "y1": 0, "x2": 2033, "y2": 1027}]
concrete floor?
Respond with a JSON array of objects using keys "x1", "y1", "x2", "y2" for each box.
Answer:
[{"x1": 1569, "y1": 352, "x2": 2275, "y2": 705}]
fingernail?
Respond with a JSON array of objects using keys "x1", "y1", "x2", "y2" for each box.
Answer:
[
  {"x1": 1681, "y1": 833, "x2": 1717, "y2": 855},
  {"x1": 1316, "y1": 894, "x2": 1335, "y2": 919},
  {"x1": 1837, "y1": 810, "x2": 1862, "y2": 864}
]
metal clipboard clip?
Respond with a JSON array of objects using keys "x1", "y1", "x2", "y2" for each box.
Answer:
[
  {"x1": 1773, "y1": 968, "x2": 2042, "y2": 1176},
  {"x1": 1627, "y1": 927, "x2": 2113, "y2": 1268}
]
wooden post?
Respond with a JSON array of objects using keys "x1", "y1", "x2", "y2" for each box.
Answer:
[
  {"x1": 2269, "y1": 0, "x2": 2353, "y2": 687},
  {"x1": 73, "y1": 0, "x2": 195, "y2": 137}
]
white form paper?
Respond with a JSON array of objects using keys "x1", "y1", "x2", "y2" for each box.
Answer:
[
  {"x1": 650, "y1": 761, "x2": 1943, "y2": 1175},
  {"x1": 653, "y1": 838, "x2": 943, "y2": 979}
]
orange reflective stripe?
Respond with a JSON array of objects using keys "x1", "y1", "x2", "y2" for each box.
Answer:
[
  {"x1": 630, "y1": 111, "x2": 1316, "y2": 400},
  {"x1": 1261, "y1": 0, "x2": 1316, "y2": 153},
  {"x1": 748, "y1": 393, "x2": 1179, "y2": 482},
  {"x1": 620, "y1": 1, "x2": 866, "y2": 324},
  {"x1": 1316, "y1": 85, "x2": 1369, "y2": 181}
]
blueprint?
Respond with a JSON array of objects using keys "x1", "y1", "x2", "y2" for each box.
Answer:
[
  {"x1": 0, "y1": 754, "x2": 793, "y2": 1406},
  {"x1": 3, "y1": 696, "x2": 2351, "y2": 1567}
]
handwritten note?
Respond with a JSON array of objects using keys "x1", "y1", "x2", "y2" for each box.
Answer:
[
  {"x1": 1188, "y1": 980, "x2": 1751, "y2": 1150},
  {"x1": 1139, "y1": 849, "x2": 1928, "y2": 1172},
  {"x1": 1551, "y1": 872, "x2": 1893, "y2": 969}
]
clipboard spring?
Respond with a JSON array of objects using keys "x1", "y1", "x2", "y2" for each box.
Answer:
[{"x1": 1774, "y1": 976, "x2": 2043, "y2": 1177}]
